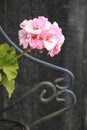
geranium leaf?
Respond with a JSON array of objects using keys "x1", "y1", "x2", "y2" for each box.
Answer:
[
  {"x1": 0, "y1": 73, "x2": 2, "y2": 81},
  {"x1": 0, "y1": 43, "x2": 19, "y2": 97},
  {"x1": 0, "y1": 43, "x2": 16, "y2": 55},
  {"x1": 0, "y1": 43, "x2": 19, "y2": 81},
  {"x1": 2, "y1": 56, "x2": 19, "y2": 81},
  {"x1": 2, "y1": 75, "x2": 15, "y2": 97}
]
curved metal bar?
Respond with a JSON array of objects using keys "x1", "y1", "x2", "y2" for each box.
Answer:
[
  {"x1": 0, "y1": 26, "x2": 76, "y2": 128},
  {"x1": 39, "y1": 79, "x2": 65, "y2": 103},
  {"x1": 0, "y1": 81, "x2": 56, "y2": 113},
  {"x1": 0, "y1": 118, "x2": 30, "y2": 130},
  {"x1": 0, "y1": 80, "x2": 76, "y2": 113},
  {"x1": 54, "y1": 78, "x2": 70, "y2": 90},
  {"x1": 29, "y1": 89, "x2": 76, "y2": 128},
  {"x1": 0, "y1": 81, "x2": 76, "y2": 128},
  {"x1": 0, "y1": 26, "x2": 74, "y2": 89}
]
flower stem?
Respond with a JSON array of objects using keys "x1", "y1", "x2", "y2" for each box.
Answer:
[{"x1": 16, "y1": 49, "x2": 29, "y2": 60}]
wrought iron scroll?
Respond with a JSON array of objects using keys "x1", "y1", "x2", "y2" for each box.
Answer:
[{"x1": 0, "y1": 26, "x2": 76, "y2": 130}]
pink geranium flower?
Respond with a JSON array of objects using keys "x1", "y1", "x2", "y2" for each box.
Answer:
[
  {"x1": 18, "y1": 29, "x2": 31, "y2": 48},
  {"x1": 48, "y1": 44, "x2": 61, "y2": 57},
  {"x1": 24, "y1": 16, "x2": 51, "y2": 34},
  {"x1": 29, "y1": 34, "x2": 44, "y2": 49},
  {"x1": 44, "y1": 32, "x2": 57, "y2": 50},
  {"x1": 20, "y1": 20, "x2": 28, "y2": 29},
  {"x1": 18, "y1": 16, "x2": 65, "y2": 57}
]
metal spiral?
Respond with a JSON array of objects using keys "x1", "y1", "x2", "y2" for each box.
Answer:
[
  {"x1": 0, "y1": 26, "x2": 76, "y2": 129},
  {"x1": 0, "y1": 118, "x2": 30, "y2": 130}
]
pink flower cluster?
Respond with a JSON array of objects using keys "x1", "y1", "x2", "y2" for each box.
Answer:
[{"x1": 18, "y1": 16, "x2": 65, "y2": 57}]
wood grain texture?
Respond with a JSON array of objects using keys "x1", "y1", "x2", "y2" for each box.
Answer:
[{"x1": 0, "y1": 0, "x2": 87, "y2": 130}]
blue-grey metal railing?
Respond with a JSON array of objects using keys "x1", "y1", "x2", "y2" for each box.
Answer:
[{"x1": 0, "y1": 26, "x2": 76, "y2": 130}]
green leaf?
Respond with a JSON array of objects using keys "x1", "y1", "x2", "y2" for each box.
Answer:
[
  {"x1": 0, "y1": 43, "x2": 19, "y2": 97},
  {"x1": 2, "y1": 55, "x2": 19, "y2": 81},
  {"x1": 2, "y1": 75, "x2": 15, "y2": 98},
  {"x1": 0, "y1": 73, "x2": 2, "y2": 81},
  {"x1": 0, "y1": 43, "x2": 16, "y2": 55},
  {"x1": 0, "y1": 43, "x2": 19, "y2": 81}
]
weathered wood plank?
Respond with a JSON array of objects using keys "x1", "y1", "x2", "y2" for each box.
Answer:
[{"x1": 0, "y1": 0, "x2": 87, "y2": 130}]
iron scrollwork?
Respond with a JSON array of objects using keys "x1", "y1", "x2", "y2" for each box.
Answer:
[{"x1": 0, "y1": 26, "x2": 76, "y2": 130}]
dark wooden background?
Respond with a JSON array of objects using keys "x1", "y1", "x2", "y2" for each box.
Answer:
[{"x1": 0, "y1": 0, "x2": 87, "y2": 130}]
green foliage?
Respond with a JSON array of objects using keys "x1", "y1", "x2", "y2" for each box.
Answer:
[
  {"x1": 2, "y1": 75, "x2": 15, "y2": 97},
  {"x1": 0, "y1": 73, "x2": 2, "y2": 81},
  {"x1": 0, "y1": 43, "x2": 19, "y2": 97}
]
